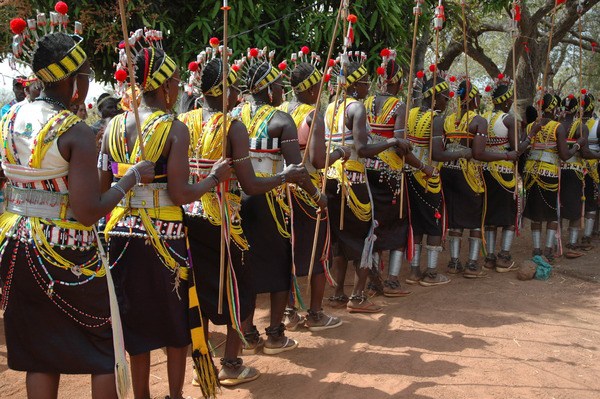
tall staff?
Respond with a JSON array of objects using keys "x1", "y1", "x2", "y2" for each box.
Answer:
[
  {"x1": 460, "y1": 0, "x2": 470, "y2": 130},
  {"x1": 510, "y1": 1, "x2": 521, "y2": 209},
  {"x1": 217, "y1": 0, "x2": 231, "y2": 315},
  {"x1": 538, "y1": 0, "x2": 562, "y2": 118},
  {"x1": 117, "y1": 0, "x2": 145, "y2": 159},
  {"x1": 428, "y1": 1, "x2": 445, "y2": 166},
  {"x1": 304, "y1": 0, "x2": 346, "y2": 293},
  {"x1": 402, "y1": 0, "x2": 424, "y2": 216},
  {"x1": 576, "y1": 0, "x2": 585, "y2": 138}
]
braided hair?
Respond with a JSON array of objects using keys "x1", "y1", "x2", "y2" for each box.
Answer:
[
  {"x1": 32, "y1": 33, "x2": 79, "y2": 85},
  {"x1": 134, "y1": 47, "x2": 166, "y2": 92},
  {"x1": 247, "y1": 62, "x2": 271, "y2": 92},
  {"x1": 200, "y1": 58, "x2": 223, "y2": 94},
  {"x1": 561, "y1": 96, "x2": 578, "y2": 114},
  {"x1": 492, "y1": 84, "x2": 510, "y2": 100},
  {"x1": 290, "y1": 62, "x2": 316, "y2": 89}
]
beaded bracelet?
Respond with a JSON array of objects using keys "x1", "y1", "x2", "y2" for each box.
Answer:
[
  {"x1": 281, "y1": 138, "x2": 299, "y2": 144},
  {"x1": 131, "y1": 166, "x2": 141, "y2": 185},
  {"x1": 208, "y1": 173, "x2": 220, "y2": 186},
  {"x1": 233, "y1": 155, "x2": 251, "y2": 163},
  {"x1": 279, "y1": 173, "x2": 286, "y2": 185},
  {"x1": 113, "y1": 184, "x2": 127, "y2": 197}
]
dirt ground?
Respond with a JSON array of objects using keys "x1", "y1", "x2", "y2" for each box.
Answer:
[{"x1": 1, "y1": 229, "x2": 599, "y2": 399}]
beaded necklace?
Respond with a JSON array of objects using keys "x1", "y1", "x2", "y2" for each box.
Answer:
[{"x1": 35, "y1": 97, "x2": 68, "y2": 110}]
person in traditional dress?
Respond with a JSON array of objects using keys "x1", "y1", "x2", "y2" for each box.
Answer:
[
  {"x1": 581, "y1": 93, "x2": 600, "y2": 243},
  {"x1": 278, "y1": 47, "x2": 348, "y2": 330},
  {"x1": 558, "y1": 95, "x2": 590, "y2": 258},
  {"x1": 1, "y1": 18, "x2": 153, "y2": 398},
  {"x1": 180, "y1": 49, "x2": 308, "y2": 384},
  {"x1": 523, "y1": 93, "x2": 581, "y2": 263},
  {"x1": 481, "y1": 77, "x2": 522, "y2": 272},
  {"x1": 442, "y1": 79, "x2": 517, "y2": 278},
  {"x1": 404, "y1": 74, "x2": 451, "y2": 287},
  {"x1": 0, "y1": 76, "x2": 26, "y2": 117},
  {"x1": 324, "y1": 55, "x2": 411, "y2": 313},
  {"x1": 233, "y1": 48, "x2": 326, "y2": 355},
  {"x1": 100, "y1": 40, "x2": 230, "y2": 398},
  {"x1": 364, "y1": 50, "x2": 437, "y2": 296}
]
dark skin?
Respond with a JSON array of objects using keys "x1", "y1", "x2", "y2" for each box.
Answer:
[
  {"x1": 13, "y1": 80, "x2": 26, "y2": 102},
  {"x1": 199, "y1": 85, "x2": 307, "y2": 375},
  {"x1": 242, "y1": 77, "x2": 325, "y2": 349},
  {"x1": 332, "y1": 75, "x2": 412, "y2": 303},
  {"x1": 287, "y1": 82, "x2": 351, "y2": 313},
  {"x1": 25, "y1": 60, "x2": 154, "y2": 399},
  {"x1": 527, "y1": 109, "x2": 573, "y2": 253},
  {"x1": 99, "y1": 69, "x2": 229, "y2": 399},
  {"x1": 292, "y1": 84, "x2": 351, "y2": 168}
]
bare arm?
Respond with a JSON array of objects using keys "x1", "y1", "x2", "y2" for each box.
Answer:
[
  {"x1": 431, "y1": 116, "x2": 469, "y2": 162},
  {"x1": 472, "y1": 116, "x2": 517, "y2": 162},
  {"x1": 228, "y1": 120, "x2": 303, "y2": 195},
  {"x1": 306, "y1": 110, "x2": 328, "y2": 169},
  {"x1": 556, "y1": 124, "x2": 574, "y2": 161},
  {"x1": 166, "y1": 120, "x2": 227, "y2": 205},
  {"x1": 348, "y1": 102, "x2": 397, "y2": 158},
  {"x1": 60, "y1": 122, "x2": 141, "y2": 226}
]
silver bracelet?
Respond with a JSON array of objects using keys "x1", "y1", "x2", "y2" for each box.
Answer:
[
  {"x1": 131, "y1": 166, "x2": 141, "y2": 185},
  {"x1": 113, "y1": 184, "x2": 127, "y2": 197},
  {"x1": 208, "y1": 173, "x2": 220, "y2": 187}
]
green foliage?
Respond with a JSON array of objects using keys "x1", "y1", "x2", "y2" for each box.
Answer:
[{"x1": 2, "y1": 0, "x2": 425, "y2": 83}]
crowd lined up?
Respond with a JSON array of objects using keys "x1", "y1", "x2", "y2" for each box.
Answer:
[{"x1": 1, "y1": 3, "x2": 599, "y2": 399}]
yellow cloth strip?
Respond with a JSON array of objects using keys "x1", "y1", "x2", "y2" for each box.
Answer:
[{"x1": 327, "y1": 160, "x2": 371, "y2": 222}]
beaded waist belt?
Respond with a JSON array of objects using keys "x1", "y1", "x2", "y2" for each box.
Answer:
[
  {"x1": 117, "y1": 183, "x2": 175, "y2": 209},
  {"x1": 5, "y1": 185, "x2": 74, "y2": 220},
  {"x1": 561, "y1": 162, "x2": 586, "y2": 173},
  {"x1": 483, "y1": 163, "x2": 514, "y2": 174},
  {"x1": 407, "y1": 135, "x2": 430, "y2": 147},
  {"x1": 364, "y1": 158, "x2": 389, "y2": 171},
  {"x1": 108, "y1": 215, "x2": 185, "y2": 240},
  {"x1": 486, "y1": 137, "x2": 510, "y2": 146},
  {"x1": 528, "y1": 150, "x2": 559, "y2": 165}
]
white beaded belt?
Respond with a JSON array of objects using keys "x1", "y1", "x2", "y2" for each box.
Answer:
[
  {"x1": 483, "y1": 163, "x2": 514, "y2": 174},
  {"x1": 364, "y1": 158, "x2": 389, "y2": 171},
  {"x1": 117, "y1": 183, "x2": 175, "y2": 209},
  {"x1": 528, "y1": 150, "x2": 559, "y2": 165},
  {"x1": 250, "y1": 151, "x2": 283, "y2": 175},
  {"x1": 5, "y1": 185, "x2": 74, "y2": 220}
]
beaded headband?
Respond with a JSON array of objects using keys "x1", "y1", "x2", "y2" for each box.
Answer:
[
  {"x1": 543, "y1": 95, "x2": 559, "y2": 113},
  {"x1": 423, "y1": 81, "x2": 449, "y2": 99},
  {"x1": 9, "y1": 2, "x2": 86, "y2": 84},
  {"x1": 289, "y1": 46, "x2": 323, "y2": 93},
  {"x1": 413, "y1": 68, "x2": 453, "y2": 103},
  {"x1": 114, "y1": 28, "x2": 175, "y2": 94},
  {"x1": 236, "y1": 47, "x2": 284, "y2": 94},
  {"x1": 326, "y1": 51, "x2": 368, "y2": 91},
  {"x1": 584, "y1": 93, "x2": 595, "y2": 113},
  {"x1": 562, "y1": 94, "x2": 579, "y2": 114},
  {"x1": 186, "y1": 38, "x2": 238, "y2": 97},
  {"x1": 376, "y1": 48, "x2": 403, "y2": 93},
  {"x1": 482, "y1": 73, "x2": 514, "y2": 106}
]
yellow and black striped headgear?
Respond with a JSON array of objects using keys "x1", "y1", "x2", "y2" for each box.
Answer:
[{"x1": 10, "y1": 5, "x2": 87, "y2": 84}]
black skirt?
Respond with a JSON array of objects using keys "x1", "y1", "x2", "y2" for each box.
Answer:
[
  {"x1": 560, "y1": 169, "x2": 585, "y2": 221},
  {"x1": 326, "y1": 178, "x2": 371, "y2": 261},
  {"x1": 240, "y1": 193, "x2": 292, "y2": 294},
  {"x1": 109, "y1": 234, "x2": 191, "y2": 356},
  {"x1": 523, "y1": 174, "x2": 559, "y2": 222},
  {"x1": 186, "y1": 216, "x2": 253, "y2": 325},
  {"x1": 1, "y1": 240, "x2": 114, "y2": 374},
  {"x1": 484, "y1": 170, "x2": 517, "y2": 227},
  {"x1": 441, "y1": 168, "x2": 483, "y2": 230},
  {"x1": 406, "y1": 172, "x2": 443, "y2": 237},
  {"x1": 584, "y1": 174, "x2": 598, "y2": 213},
  {"x1": 290, "y1": 193, "x2": 327, "y2": 277},
  {"x1": 367, "y1": 169, "x2": 408, "y2": 251}
]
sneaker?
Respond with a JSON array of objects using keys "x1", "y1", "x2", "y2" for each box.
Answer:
[
  {"x1": 419, "y1": 269, "x2": 451, "y2": 286},
  {"x1": 305, "y1": 309, "x2": 342, "y2": 332},
  {"x1": 447, "y1": 258, "x2": 464, "y2": 275},
  {"x1": 405, "y1": 267, "x2": 422, "y2": 285},
  {"x1": 382, "y1": 279, "x2": 411, "y2": 297},
  {"x1": 283, "y1": 307, "x2": 306, "y2": 331},
  {"x1": 347, "y1": 294, "x2": 383, "y2": 313},
  {"x1": 463, "y1": 261, "x2": 488, "y2": 278}
]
